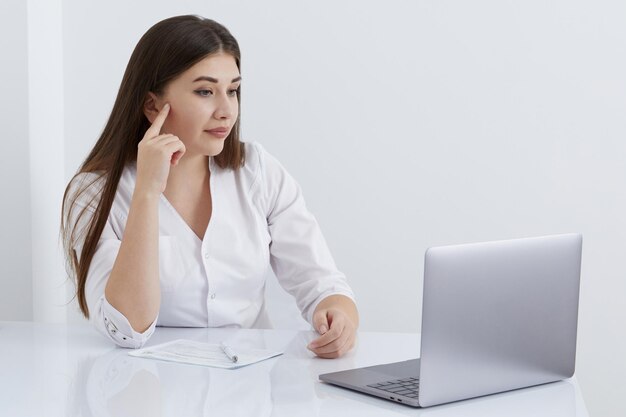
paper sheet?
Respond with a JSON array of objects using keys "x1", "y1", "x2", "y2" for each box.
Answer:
[{"x1": 128, "y1": 339, "x2": 283, "y2": 369}]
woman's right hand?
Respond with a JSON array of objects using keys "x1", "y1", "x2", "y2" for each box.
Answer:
[{"x1": 135, "y1": 103, "x2": 186, "y2": 196}]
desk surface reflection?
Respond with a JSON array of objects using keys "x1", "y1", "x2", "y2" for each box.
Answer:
[{"x1": 0, "y1": 322, "x2": 588, "y2": 416}]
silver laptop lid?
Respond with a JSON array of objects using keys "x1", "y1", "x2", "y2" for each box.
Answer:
[{"x1": 418, "y1": 233, "x2": 582, "y2": 407}]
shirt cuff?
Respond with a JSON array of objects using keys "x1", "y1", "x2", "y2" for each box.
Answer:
[{"x1": 100, "y1": 295, "x2": 158, "y2": 348}]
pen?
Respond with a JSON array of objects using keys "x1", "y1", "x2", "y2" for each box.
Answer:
[{"x1": 220, "y1": 342, "x2": 239, "y2": 363}]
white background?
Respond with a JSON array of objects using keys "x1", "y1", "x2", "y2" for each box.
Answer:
[{"x1": 1, "y1": 0, "x2": 625, "y2": 415}]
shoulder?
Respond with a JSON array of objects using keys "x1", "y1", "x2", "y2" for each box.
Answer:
[
  {"x1": 66, "y1": 171, "x2": 107, "y2": 210},
  {"x1": 70, "y1": 171, "x2": 105, "y2": 189},
  {"x1": 241, "y1": 140, "x2": 265, "y2": 174},
  {"x1": 240, "y1": 140, "x2": 289, "y2": 181},
  {"x1": 240, "y1": 141, "x2": 304, "y2": 212},
  {"x1": 66, "y1": 164, "x2": 135, "y2": 212}
]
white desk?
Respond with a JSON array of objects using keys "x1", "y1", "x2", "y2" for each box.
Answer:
[{"x1": 0, "y1": 321, "x2": 588, "y2": 416}]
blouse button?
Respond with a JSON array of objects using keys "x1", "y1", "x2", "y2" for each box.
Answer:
[
  {"x1": 210, "y1": 293, "x2": 216, "y2": 300},
  {"x1": 204, "y1": 252, "x2": 210, "y2": 259}
]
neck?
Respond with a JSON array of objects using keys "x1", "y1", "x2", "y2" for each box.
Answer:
[{"x1": 166, "y1": 154, "x2": 210, "y2": 191}]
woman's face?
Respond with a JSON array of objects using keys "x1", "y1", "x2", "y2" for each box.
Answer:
[{"x1": 146, "y1": 52, "x2": 241, "y2": 158}]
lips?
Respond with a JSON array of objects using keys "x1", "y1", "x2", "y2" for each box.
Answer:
[
  {"x1": 205, "y1": 128, "x2": 229, "y2": 139},
  {"x1": 207, "y1": 127, "x2": 229, "y2": 134}
]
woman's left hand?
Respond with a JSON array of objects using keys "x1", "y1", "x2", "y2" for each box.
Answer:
[{"x1": 308, "y1": 302, "x2": 358, "y2": 359}]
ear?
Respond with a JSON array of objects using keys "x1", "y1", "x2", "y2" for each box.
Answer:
[{"x1": 143, "y1": 92, "x2": 162, "y2": 124}]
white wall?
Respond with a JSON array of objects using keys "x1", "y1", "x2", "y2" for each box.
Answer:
[
  {"x1": 1, "y1": 0, "x2": 69, "y2": 324},
  {"x1": 7, "y1": 0, "x2": 626, "y2": 415},
  {"x1": 0, "y1": 0, "x2": 32, "y2": 320},
  {"x1": 28, "y1": 0, "x2": 68, "y2": 324}
]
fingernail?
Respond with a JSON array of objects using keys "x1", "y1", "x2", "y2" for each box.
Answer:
[{"x1": 320, "y1": 325, "x2": 328, "y2": 334}]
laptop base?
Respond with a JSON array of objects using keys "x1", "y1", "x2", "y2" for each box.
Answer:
[{"x1": 320, "y1": 359, "x2": 421, "y2": 407}]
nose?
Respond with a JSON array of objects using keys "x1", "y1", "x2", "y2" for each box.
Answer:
[{"x1": 213, "y1": 92, "x2": 236, "y2": 120}]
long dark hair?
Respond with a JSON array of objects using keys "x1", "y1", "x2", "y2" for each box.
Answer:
[{"x1": 61, "y1": 15, "x2": 245, "y2": 318}]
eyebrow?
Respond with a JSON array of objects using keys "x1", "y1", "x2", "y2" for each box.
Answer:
[{"x1": 193, "y1": 76, "x2": 242, "y2": 83}]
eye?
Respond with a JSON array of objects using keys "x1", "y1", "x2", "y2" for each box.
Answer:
[
  {"x1": 228, "y1": 88, "x2": 239, "y2": 97},
  {"x1": 195, "y1": 89, "x2": 213, "y2": 97}
]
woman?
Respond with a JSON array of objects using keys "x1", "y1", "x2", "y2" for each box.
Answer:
[{"x1": 61, "y1": 15, "x2": 358, "y2": 359}]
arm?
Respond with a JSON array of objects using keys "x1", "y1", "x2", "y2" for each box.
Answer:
[
  {"x1": 67, "y1": 175, "x2": 158, "y2": 347},
  {"x1": 255, "y1": 142, "x2": 358, "y2": 358},
  {"x1": 105, "y1": 103, "x2": 185, "y2": 333},
  {"x1": 104, "y1": 191, "x2": 160, "y2": 332}
]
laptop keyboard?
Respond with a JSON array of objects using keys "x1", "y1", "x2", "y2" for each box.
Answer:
[{"x1": 367, "y1": 377, "x2": 420, "y2": 398}]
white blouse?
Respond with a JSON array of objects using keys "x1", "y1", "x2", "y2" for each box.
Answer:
[{"x1": 68, "y1": 141, "x2": 355, "y2": 348}]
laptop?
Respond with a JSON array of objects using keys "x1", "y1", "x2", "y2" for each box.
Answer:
[{"x1": 319, "y1": 233, "x2": 582, "y2": 408}]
